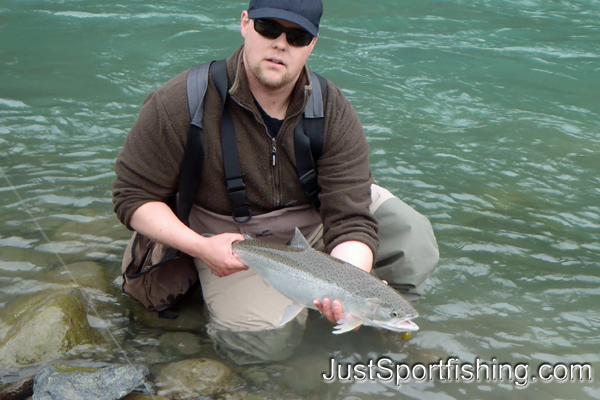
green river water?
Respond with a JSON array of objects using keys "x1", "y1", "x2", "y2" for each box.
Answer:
[{"x1": 1, "y1": 0, "x2": 599, "y2": 398}]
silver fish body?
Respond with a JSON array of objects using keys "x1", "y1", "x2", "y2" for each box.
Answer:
[{"x1": 232, "y1": 228, "x2": 419, "y2": 334}]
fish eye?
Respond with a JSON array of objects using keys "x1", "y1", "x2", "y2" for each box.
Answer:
[{"x1": 391, "y1": 310, "x2": 399, "y2": 318}]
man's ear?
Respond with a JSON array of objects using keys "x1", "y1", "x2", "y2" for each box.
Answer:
[{"x1": 241, "y1": 10, "x2": 250, "y2": 38}]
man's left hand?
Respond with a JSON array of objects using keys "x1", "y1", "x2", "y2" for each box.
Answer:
[{"x1": 313, "y1": 297, "x2": 361, "y2": 332}]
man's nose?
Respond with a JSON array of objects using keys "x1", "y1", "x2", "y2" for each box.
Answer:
[{"x1": 271, "y1": 32, "x2": 288, "y2": 48}]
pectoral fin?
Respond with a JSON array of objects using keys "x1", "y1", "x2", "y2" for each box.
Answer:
[
  {"x1": 280, "y1": 304, "x2": 305, "y2": 326},
  {"x1": 332, "y1": 313, "x2": 363, "y2": 334}
]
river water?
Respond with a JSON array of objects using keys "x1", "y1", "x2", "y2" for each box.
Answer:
[{"x1": 1, "y1": 0, "x2": 599, "y2": 398}]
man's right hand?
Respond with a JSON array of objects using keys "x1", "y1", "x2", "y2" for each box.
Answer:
[
  {"x1": 130, "y1": 202, "x2": 247, "y2": 278},
  {"x1": 195, "y1": 233, "x2": 248, "y2": 277}
]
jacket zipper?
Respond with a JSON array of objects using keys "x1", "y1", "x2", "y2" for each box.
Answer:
[
  {"x1": 271, "y1": 136, "x2": 280, "y2": 208},
  {"x1": 234, "y1": 86, "x2": 312, "y2": 210}
]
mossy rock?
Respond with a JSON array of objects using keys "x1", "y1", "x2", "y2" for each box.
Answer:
[
  {"x1": 0, "y1": 245, "x2": 48, "y2": 273},
  {"x1": 52, "y1": 213, "x2": 131, "y2": 243},
  {"x1": 33, "y1": 363, "x2": 148, "y2": 400},
  {"x1": 45, "y1": 213, "x2": 131, "y2": 265},
  {"x1": 42, "y1": 261, "x2": 109, "y2": 292},
  {"x1": 156, "y1": 358, "x2": 232, "y2": 399},
  {"x1": 0, "y1": 289, "x2": 100, "y2": 367},
  {"x1": 158, "y1": 332, "x2": 204, "y2": 356},
  {"x1": 122, "y1": 394, "x2": 170, "y2": 400}
]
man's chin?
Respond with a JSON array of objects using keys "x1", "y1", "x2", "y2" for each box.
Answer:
[
  {"x1": 252, "y1": 68, "x2": 293, "y2": 90},
  {"x1": 257, "y1": 75, "x2": 289, "y2": 90}
]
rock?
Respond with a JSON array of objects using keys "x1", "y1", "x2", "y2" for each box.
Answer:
[
  {"x1": 0, "y1": 246, "x2": 49, "y2": 274},
  {"x1": 42, "y1": 261, "x2": 108, "y2": 292},
  {"x1": 48, "y1": 214, "x2": 131, "y2": 264},
  {"x1": 156, "y1": 358, "x2": 232, "y2": 399},
  {"x1": 32, "y1": 363, "x2": 148, "y2": 400},
  {"x1": 240, "y1": 364, "x2": 282, "y2": 389},
  {"x1": 121, "y1": 394, "x2": 170, "y2": 400},
  {"x1": 0, "y1": 289, "x2": 100, "y2": 367},
  {"x1": 0, "y1": 375, "x2": 34, "y2": 400},
  {"x1": 281, "y1": 356, "x2": 324, "y2": 392},
  {"x1": 158, "y1": 332, "x2": 203, "y2": 356},
  {"x1": 52, "y1": 214, "x2": 132, "y2": 245}
]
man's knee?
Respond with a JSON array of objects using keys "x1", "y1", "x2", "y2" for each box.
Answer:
[{"x1": 370, "y1": 184, "x2": 439, "y2": 297}]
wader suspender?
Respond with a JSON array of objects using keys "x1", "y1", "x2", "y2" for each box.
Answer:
[
  {"x1": 295, "y1": 70, "x2": 327, "y2": 211},
  {"x1": 210, "y1": 60, "x2": 252, "y2": 223},
  {"x1": 184, "y1": 60, "x2": 327, "y2": 223}
]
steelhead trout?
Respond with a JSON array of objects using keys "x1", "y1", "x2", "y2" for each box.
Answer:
[{"x1": 232, "y1": 228, "x2": 419, "y2": 334}]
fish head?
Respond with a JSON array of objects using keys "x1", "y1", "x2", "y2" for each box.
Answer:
[{"x1": 364, "y1": 301, "x2": 420, "y2": 333}]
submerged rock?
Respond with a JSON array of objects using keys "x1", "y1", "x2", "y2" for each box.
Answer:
[
  {"x1": 32, "y1": 363, "x2": 148, "y2": 400},
  {"x1": 121, "y1": 394, "x2": 170, "y2": 400},
  {"x1": 0, "y1": 375, "x2": 35, "y2": 400},
  {"x1": 0, "y1": 289, "x2": 100, "y2": 367},
  {"x1": 158, "y1": 332, "x2": 204, "y2": 356},
  {"x1": 42, "y1": 261, "x2": 109, "y2": 292},
  {"x1": 50, "y1": 213, "x2": 131, "y2": 263},
  {"x1": 156, "y1": 358, "x2": 232, "y2": 399}
]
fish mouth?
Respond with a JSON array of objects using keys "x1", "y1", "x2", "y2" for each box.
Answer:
[
  {"x1": 397, "y1": 319, "x2": 419, "y2": 331},
  {"x1": 384, "y1": 319, "x2": 419, "y2": 332}
]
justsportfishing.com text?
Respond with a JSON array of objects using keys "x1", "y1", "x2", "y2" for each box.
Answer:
[{"x1": 322, "y1": 357, "x2": 593, "y2": 387}]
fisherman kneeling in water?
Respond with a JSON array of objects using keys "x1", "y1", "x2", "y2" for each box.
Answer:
[{"x1": 113, "y1": 0, "x2": 439, "y2": 365}]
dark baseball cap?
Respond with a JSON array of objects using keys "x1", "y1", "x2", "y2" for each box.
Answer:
[{"x1": 248, "y1": 0, "x2": 323, "y2": 37}]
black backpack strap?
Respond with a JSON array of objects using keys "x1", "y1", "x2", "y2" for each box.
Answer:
[
  {"x1": 294, "y1": 71, "x2": 327, "y2": 211},
  {"x1": 187, "y1": 63, "x2": 211, "y2": 129},
  {"x1": 305, "y1": 71, "x2": 327, "y2": 160},
  {"x1": 210, "y1": 60, "x2": 252, "y2": 223},
  {"x1": 177, "y1": 62, "x2": 211, "y2": 226}
]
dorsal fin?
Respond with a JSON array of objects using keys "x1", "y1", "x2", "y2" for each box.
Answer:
[{"x1": 290, "y1": 227, "x2": 311, "y2": 250}]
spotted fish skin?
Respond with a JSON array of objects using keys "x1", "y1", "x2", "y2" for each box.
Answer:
[{"x1": 232, "y1": 228, "x2": 419, "y2": 334}]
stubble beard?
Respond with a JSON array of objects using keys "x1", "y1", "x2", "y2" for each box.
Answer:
[{"x1": 249, "y1": 63, "x2": 293, "y2": 90}]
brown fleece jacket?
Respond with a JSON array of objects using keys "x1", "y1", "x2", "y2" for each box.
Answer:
[{"x1": 113, "y1": 46, "x2": 378, "y2": 256}]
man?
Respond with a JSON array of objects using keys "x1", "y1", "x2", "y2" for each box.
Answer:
[{"x1": 113, "y1": 0, "x2": 438, "y2": 364}]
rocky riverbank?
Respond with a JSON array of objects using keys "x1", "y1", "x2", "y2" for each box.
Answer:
[
  {"x1": 0, "y1": 357, "x2": 318, "y2": 400},
  {"x1": 0, "y1": 255, "x2": 310, "y2": 400}
]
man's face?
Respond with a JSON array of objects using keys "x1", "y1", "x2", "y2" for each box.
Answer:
[{"x1": 241, "y1": 11, "x2": 317, "y2": 91}]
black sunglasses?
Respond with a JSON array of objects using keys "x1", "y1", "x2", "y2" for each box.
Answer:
[{"x1": 252, "y1": 18, "x2": 314, "y2": 47}]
